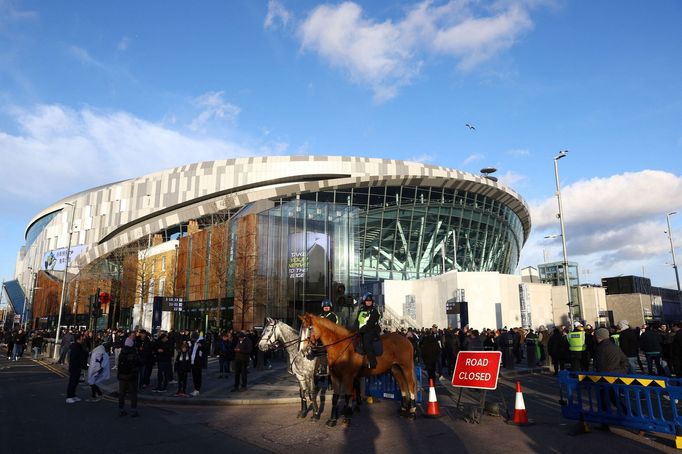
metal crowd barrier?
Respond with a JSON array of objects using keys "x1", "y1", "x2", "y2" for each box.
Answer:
[
  {"x1": 365, "y1": 366, "x2": 423, "y2": 403},
  {"x1": 559, "y1": 370, "x2": 682, "y2": 447}
]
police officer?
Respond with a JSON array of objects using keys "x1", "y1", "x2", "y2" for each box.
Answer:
[
  {"x1": 320, "y1": 299, "x2": 339, "y2": 324},
  {"x1": 355, "y1": 292, "x2": 381, "y2": 369},
  {"x1": 568, "y1": 322, "x2": 587, "y2": 371},
  {"x1": 315, "y1": 299, "x2": 338, "y2": 382}
]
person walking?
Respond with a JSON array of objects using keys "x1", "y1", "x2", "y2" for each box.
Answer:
[
  {"x1": 57, "y1": 329, "x2": 73, "y2": 365},
  {"x1": 86, "y1": 338, "x2": 110, "y2": 402},
  {"x1": 232, "y1": 331, "x2": 252, "y2": 392},
  {"x1": 117, "y1": 334, "x2": 141, "y2": 417},
  {"x1": 65, "y1": 333, "x2": 88, "y2": 404},
  {"x1": 189, "y1": 332, "x2": 206, "y2": 397},
  {"x1": 615, "y1": 320, "x2": 640, "y2": 374},
  {"x1": 640, "y1": 325, "x2": 664, "y2": 376},
  {"x1": 217, "y1": 332, "x2": 235, "y2": 378},
  {"x1": 420, "y1": 325, "x2": 441, "y2": 382},
  {"x1": 174, "y1": 342, "x2": 191, "y2": 396},
  {"x1": 153, "y1": 332, "x2": 173, "y2": 393}
]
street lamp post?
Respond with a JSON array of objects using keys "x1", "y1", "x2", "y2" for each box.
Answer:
[
  {"x1": 666, "y1": 211, "x2": 681, "y2": 310},
  {"x1": 554, "y1": 150, "x2": 574, "y2": 327},
  {"x1": 53, "y1": 201, "x2": 77, "y2": 359}
]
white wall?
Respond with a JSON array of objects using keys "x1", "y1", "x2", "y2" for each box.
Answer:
[{"x1": 383, "y1": 271, "x2": 561, "y2": 331}]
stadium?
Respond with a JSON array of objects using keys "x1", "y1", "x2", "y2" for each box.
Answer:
[{"x1": 6, "y1": 156, "x2": 538, "y2": 331}]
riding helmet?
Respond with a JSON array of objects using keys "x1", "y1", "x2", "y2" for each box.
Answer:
[{"x1": 321, "y1": 299, "x2": 333, "y2": 309}]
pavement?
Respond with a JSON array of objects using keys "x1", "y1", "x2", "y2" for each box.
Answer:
[
  {"x1": 35, "y1": 350, "x2": 549, "y2": 405},
  {"x1": 3, "y1": 346, "x2": 681, "y2": 453}
]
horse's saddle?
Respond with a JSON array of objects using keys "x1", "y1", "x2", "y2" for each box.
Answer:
[{"x1": 353, "y1": 335, "x2": 383, "y2": 357}]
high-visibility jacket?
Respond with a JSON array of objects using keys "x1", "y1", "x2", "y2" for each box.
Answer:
[
  {"x1": 611, "y1": 333, "x2": 620, "y2": 347},
  {"x1": 567, "y1": 331, "x2": 586, "y2": 352}
]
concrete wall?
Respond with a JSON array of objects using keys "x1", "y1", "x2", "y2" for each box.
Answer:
[
  {"x1": 383, "y1": 270, "x2": 562, "y2": 331},
  {"x1": 578, "y1": 286, "x2": 608, "y2": 328}
]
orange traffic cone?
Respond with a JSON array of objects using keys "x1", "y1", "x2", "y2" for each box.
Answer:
[
  {"x1": 513, "y1": 381, "x2": 529, "y2": 425},
  {"x1": 426, "y1": 378, "x2": 440, "y2": 417}
]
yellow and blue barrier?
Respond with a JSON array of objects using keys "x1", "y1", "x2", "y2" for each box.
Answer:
[{"x1": 559, "y1": 370, "x2": 682, "y2": 447}]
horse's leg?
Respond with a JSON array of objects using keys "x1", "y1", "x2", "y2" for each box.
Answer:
[
  {"x1": 402, "y1": 360, "x2": 418, "y2": 420},
  {"x1": 326, "y1": 377, "x2": 340, "y2": 427},
  {"x1": 342, "y1": 374, "x2": 354, "y2": 424},
  {"x1": 326, "y1": 393, "x2": 340, "y2": 427},
  {"x1": 352, "y1": 376, "x2": 362, "y2": 413},
  {"x1": 298, "y1": 384, "x2": 308, "y2": 418},
  {"x1": 308, "y1": 375, "x2": 320, "y2": 421},
  {"x1": 391, "y1": 364, "x2": 409, "y2": 417}
]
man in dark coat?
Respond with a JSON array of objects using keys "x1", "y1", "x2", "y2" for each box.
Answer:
[
  {"x1": 232, "y1": 331, "x2": 253, "y2": 392},
  {"x1": 616, "y1": 320, "x2": 640, "y2": 374},
  {"x1": 420, "y1": 325, "x2": 441, "y2": 381},
  {"x1": 65, "y1": 333, "x2": 88, "y2": 403},
  {"x1": 548, "y1": 327, "x2": 569, "y2": 375},
  {"x1": 594, "y1": 327, "x2": 628, "y2": 430},
  {"x1": 118, "y1": 334, "x2": 141, "y2": 416}
]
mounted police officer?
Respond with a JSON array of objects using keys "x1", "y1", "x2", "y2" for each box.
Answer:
[
  {"x1": 355, "y1": 292, "x2": 381, "y2": 369},
  {"x1": 315, "y1": 299, "x2": 338, "y2": 381},
  {"x1": 320, "y1": 299, "x2": 339, "y2": 325}
]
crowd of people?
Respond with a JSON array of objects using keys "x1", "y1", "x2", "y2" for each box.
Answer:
[
  {"x1": 386, "y1": 319, "x2": 682, "y2": 379},
  {"x1": 0, "y1": 325, "x2": 268, "y2": 416},
  {"x1": 4, "y1": 314, "x2": 680, "y2": 418}
]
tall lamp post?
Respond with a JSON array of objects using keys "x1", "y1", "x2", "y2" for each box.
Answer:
[
  {"x1": 53, "y1": 201, "x2": 77, "y2": 359},
  {"x1": 666, "y1": 211, "x2": 681, "y2": 310},
  {"x1": 554, "y1": 150, "x2": 574, "y2": 327}
]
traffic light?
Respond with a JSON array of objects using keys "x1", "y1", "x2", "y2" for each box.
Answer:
[{"x1": 94, "y1": 291, "x2": 109, "y2": 318}]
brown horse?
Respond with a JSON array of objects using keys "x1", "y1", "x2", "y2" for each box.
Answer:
[{"x1": 299, "y1": 313, "x2": 418, "y2": 426}]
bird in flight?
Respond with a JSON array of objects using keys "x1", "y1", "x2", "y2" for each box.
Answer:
[{"x1": 465, "y1": 123, "x2": 476, "y2": 130}]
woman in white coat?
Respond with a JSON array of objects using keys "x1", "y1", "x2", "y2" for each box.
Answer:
[{"x1": 87, "y1": 339, "x2": 110, "y2": 402}]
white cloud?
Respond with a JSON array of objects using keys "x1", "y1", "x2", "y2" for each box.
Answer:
[
  {"x1": 408, "y1": 153, "x2": 434, "y2": 163},
  {"x1": 0, "y1": 104, "x2": 254, "y2": 206},
  {"x1": 522, "y1": 170, "x2": 682, "y2": 282},
  {"x1": 68, "y1": 45, "x2": 106, "y2": 69},
  {"x1": 506, "y1": 148, "x2": 530, "y2": 157},
  {"x1": 188, "y1": 91, "x2": 241, "y2": 132},
  {"x1": 295, "y1": 1, "x2": 540, "y2": 101},
  {"x1": 264, "y1": 0, "x2": 291, "y2": 29},
  {"x1": 462, "y1": 153, "x2": 483, "y2": 166},
  {"x1": 117, "y1": 36, "x2": 130, "y2": 51},
  {"x1": 0, "y1": 0, "x2": 38, "y2": 27},
  {"x1": 497, "y1": 170, "x2": 526, "y2": 188}
]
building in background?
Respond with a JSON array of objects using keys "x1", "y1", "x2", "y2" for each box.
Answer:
[
  {"x1": 601, "y1": 275, "x2": 681, "y2": 326},
  {"x1": 14, "y1": 156, "x2": 552, "y2": 331}
]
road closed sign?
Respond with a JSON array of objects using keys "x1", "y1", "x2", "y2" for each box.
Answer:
[{"x1": 451, "y1": 351, "x2": 502, "y2": 390}]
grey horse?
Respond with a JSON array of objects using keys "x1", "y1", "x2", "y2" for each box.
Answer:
[{"x1": 258, "y1": 317, "x2": 322, "y2": 420}]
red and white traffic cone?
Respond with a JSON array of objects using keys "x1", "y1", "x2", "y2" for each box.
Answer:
[
  {"x1": 513, "y1": 380, "x2": 529, "y2": 425},
  {"x1": 426, "y1": 378, "x2": 441, "y2": 417}
]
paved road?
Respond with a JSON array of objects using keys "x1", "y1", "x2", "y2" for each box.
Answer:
[
  {"x1": 1, "y1": 353, "x2": 678, "y2": 453},
  {"x1": 0, "y1": 355, "x2": 268, "y2": 453}
]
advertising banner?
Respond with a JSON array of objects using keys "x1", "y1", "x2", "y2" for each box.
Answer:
[
  {"x1": 42, "y1": 245, "x2": 86, "y2": 271},
  {"x1": 287, "y1": 232, "x2": 329, "y2": 279}
]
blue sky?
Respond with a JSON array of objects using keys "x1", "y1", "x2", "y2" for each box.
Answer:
[{"x1": 0, "y1": 0, "x2": 681, "y2": 289}]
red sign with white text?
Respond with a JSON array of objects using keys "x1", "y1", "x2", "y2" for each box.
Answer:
[{"x1": 451, "y1": 351, "x2": 502, "y2": 390}]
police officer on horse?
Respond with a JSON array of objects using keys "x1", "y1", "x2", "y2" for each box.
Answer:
[
  {"x1": 355, "y1": 292, "x2": 381, "y2": 369},
  {"x1": 315, "y1": 299, "x2": 339, "y2": 383}
]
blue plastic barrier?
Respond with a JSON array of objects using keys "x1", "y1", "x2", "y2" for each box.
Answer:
[
  {"x1": 365, "y1": 366, "x2": 423, "y2": 403},
  {"x1": 559, "y1": 370, "x2": 682, "y2": 447}
]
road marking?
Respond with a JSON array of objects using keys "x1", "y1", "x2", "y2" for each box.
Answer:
[{"x1": 35, "y1": 360, "x2": 68, "y2": 378}]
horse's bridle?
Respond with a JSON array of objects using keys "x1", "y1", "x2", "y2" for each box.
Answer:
[{"x1": 260, "y1": 320, "x2": 279, "y2": 351}]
